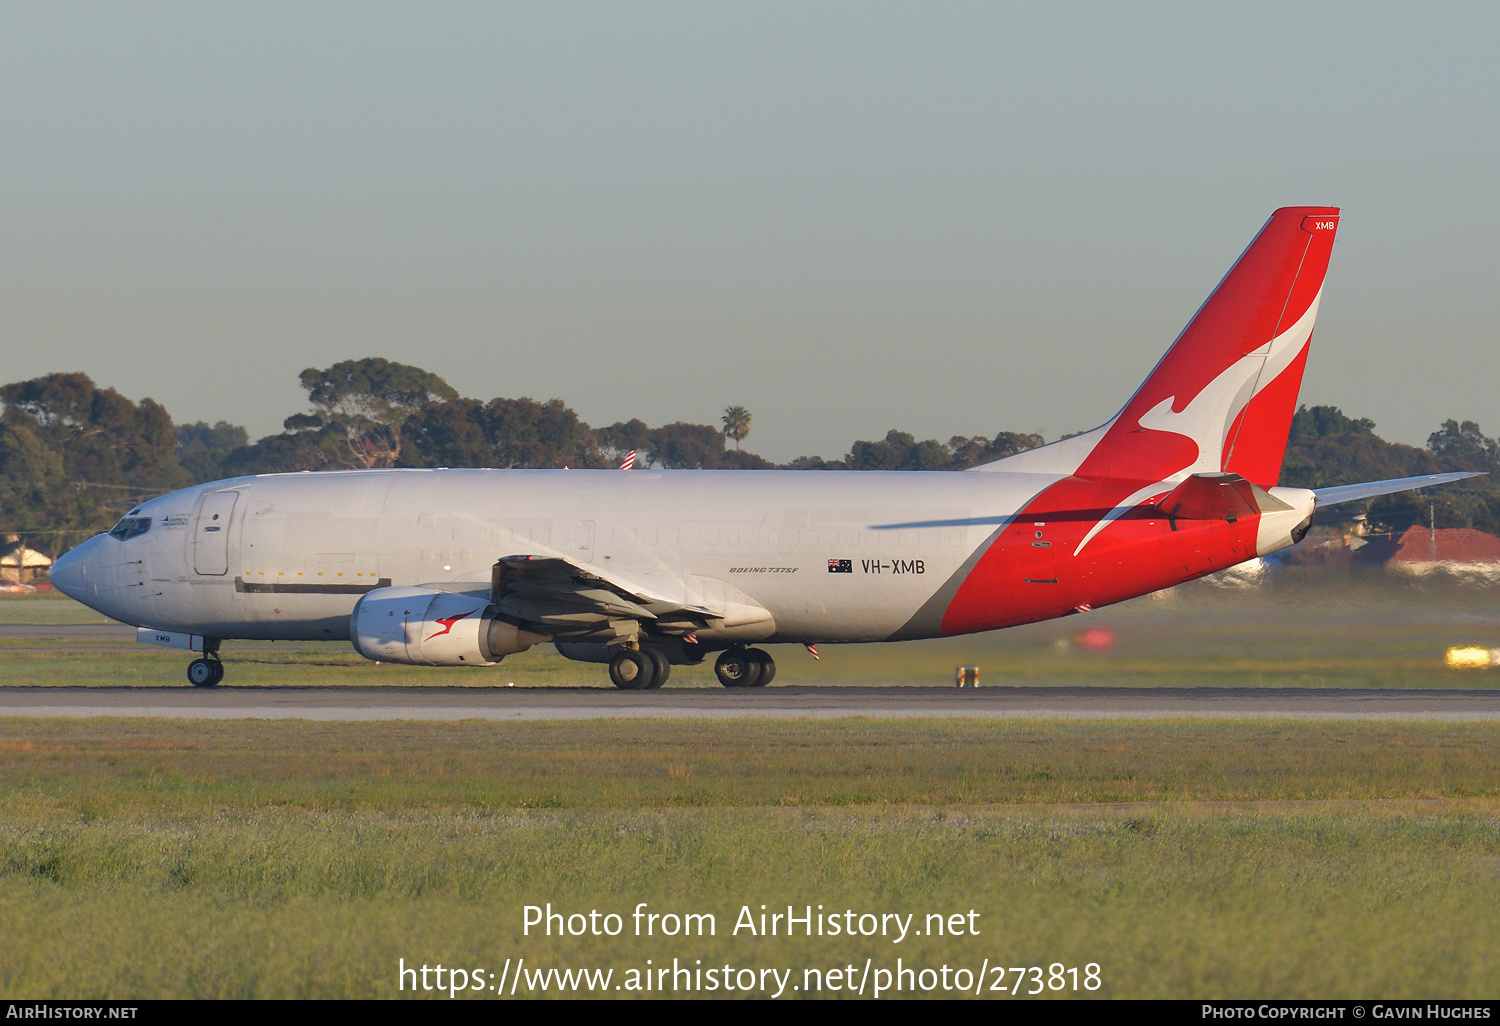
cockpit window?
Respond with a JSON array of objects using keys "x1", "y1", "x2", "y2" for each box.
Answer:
[{"x1": 108, "y1": 517, "x2": 153, "y2": 540}]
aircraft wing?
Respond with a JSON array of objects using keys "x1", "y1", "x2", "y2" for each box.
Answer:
[
  {"x1": 1312, "y1": 472, "x2": 1485, "y2": 508},
  {"x1": 489, "y1": 554, "x2": 772, "y2": 639}
]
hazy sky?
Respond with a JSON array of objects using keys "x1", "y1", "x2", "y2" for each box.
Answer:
[{"x1": 2, "y1": 3, "x2": 1496, "y2": 462}]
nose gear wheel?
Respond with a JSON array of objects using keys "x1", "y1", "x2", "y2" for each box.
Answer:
[{"x1": 187, "y1": 658, "x2": 223, "y2": 687}]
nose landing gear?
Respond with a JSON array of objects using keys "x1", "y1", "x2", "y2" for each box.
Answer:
[
  {"x1": 187, "y1": 639, "x2": 224, "y2": 687},
  {"x1": 186, "y1": 657, "x2": 223, "y2": 687}
]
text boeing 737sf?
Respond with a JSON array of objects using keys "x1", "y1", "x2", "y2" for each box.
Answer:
[{"x1": 50, "y1": 207, "x2": 1478, "y2": 688}]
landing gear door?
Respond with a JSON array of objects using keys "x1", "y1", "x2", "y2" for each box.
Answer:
[{"x1": 193, "y1": 491, "x2": 238, "y2": 576}]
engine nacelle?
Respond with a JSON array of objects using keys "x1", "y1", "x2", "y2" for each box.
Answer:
[{"x1": 350, "y1": 586, "x2": 548, "y2": 666}]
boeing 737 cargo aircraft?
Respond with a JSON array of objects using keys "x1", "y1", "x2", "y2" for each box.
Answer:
[{"x1": 49, "y1": 207, "x2": 1477, "y2": 688}]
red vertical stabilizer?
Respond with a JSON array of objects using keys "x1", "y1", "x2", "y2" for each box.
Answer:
[
  {"x1": 941, "y1": 207, "x2": 1339, "y2": 636},
  {"x1": 1078, "y1": 206, "x2": 1339, "y2": 488}
]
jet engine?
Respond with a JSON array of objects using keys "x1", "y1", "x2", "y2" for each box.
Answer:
[{"x1": 350, "y1": 586, "x2": 549, "y2": 666}]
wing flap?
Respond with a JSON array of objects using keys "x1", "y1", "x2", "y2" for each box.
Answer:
[{"x1": 489, "y1": 554, "x2": 773, "y2": 638}]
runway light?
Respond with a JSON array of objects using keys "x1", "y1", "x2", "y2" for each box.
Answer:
[{"x1": 1445, "y1": 647, "x2": 1499, "y2": 669}]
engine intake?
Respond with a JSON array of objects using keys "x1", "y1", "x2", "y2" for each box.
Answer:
[{"x1": 350, "y1": 586, "x2": 548, "y2": 666}]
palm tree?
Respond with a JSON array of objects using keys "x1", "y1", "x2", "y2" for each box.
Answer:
[{"x1": 722, "y1": 405, "x2": 752, "y2": 451}]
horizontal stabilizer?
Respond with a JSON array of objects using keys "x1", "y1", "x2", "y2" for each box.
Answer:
[
  {"x1": 1157, "y1": 472, "x2": 1294, "y2": 520},
  {"x1": 1312, "y1": 472, "x2": 1485, "y2": 508}
]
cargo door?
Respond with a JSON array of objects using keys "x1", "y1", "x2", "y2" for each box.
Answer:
[{"x1": 193, "y1": 491, "x2": 238, "y2": 575}]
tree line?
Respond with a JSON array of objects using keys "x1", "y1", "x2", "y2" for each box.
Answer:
[{"x1": 2, "y1": 357, "x2": 1497, "y2": 547}]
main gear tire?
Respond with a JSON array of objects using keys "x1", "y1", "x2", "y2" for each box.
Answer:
[
  {"x1": 644, "y1": 648, "x2": 670, "y2": 688},
  {"x1": 609, "y1": 649, "x2": 657, "y2": 690},
  {"x1": 714, "y1": 649, "x2": 763, "y2": 688},
  {"x1": 747, "y1": 648, "x2": 775, "y2": 686}
]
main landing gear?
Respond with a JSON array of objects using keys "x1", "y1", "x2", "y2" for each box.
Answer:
[
  {"x1": 715, "y1": 648, "x2": 775, "y2": 688},
  {"x1": 187, "y1": 639, "x2": 224, "y2": 687},
  {"x1": 608, "y1": 647, "x2": 671, "y2": 690}
]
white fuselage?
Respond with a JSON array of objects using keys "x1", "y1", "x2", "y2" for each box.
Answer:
[{"x1": 52, "y1": 467, "x2": 1070, "y2": 645}]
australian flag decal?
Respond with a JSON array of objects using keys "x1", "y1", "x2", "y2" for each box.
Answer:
[{"x1": 828, "y1": 559, "x2": 852, "y2": 573}]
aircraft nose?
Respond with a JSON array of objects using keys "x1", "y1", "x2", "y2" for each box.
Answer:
[{"x1": 50, "y1": 539, "x2": 92, "y2": 601}]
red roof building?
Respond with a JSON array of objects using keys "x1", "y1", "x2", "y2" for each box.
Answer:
[{"x1": 1389, "y1": 526, "x2": 1500, "y2": 566}]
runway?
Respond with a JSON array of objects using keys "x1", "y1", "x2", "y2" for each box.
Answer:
[{"x1": 3, "y1": 684, "x2": 1500, "y2": 721}]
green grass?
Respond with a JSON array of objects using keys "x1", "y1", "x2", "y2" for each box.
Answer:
[
  {"x1": 0, "y1": 592, "x2": 112, "y2": 624},
  {"x1": 3, "y1": 718, "x2": 1500, "y2": 998},
  {"x1": 6, "y1": 576, "x2": 1500, "y2": 996},
  {"x1": 5, "y1": 718, "x2": 1499, "y2": 810}
]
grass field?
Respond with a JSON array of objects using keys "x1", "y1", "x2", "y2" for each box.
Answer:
[
  {"x1": 0, "y1": 592, "x2": 112, "y2": 624},
  {"x1": 3, "y1": 717, "x2": 1499, "y2": 998},
  {"x1": 5, "y1": 575, "x2": 1500, "y2": 998},
  {"x1": 6, "y1": 570, "x2": 1500, "y2": 689}
]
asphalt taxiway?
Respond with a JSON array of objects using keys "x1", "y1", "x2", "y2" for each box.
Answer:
[{"x1": 2, "y1": 684, "x2": 1499, "y2": 721}]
